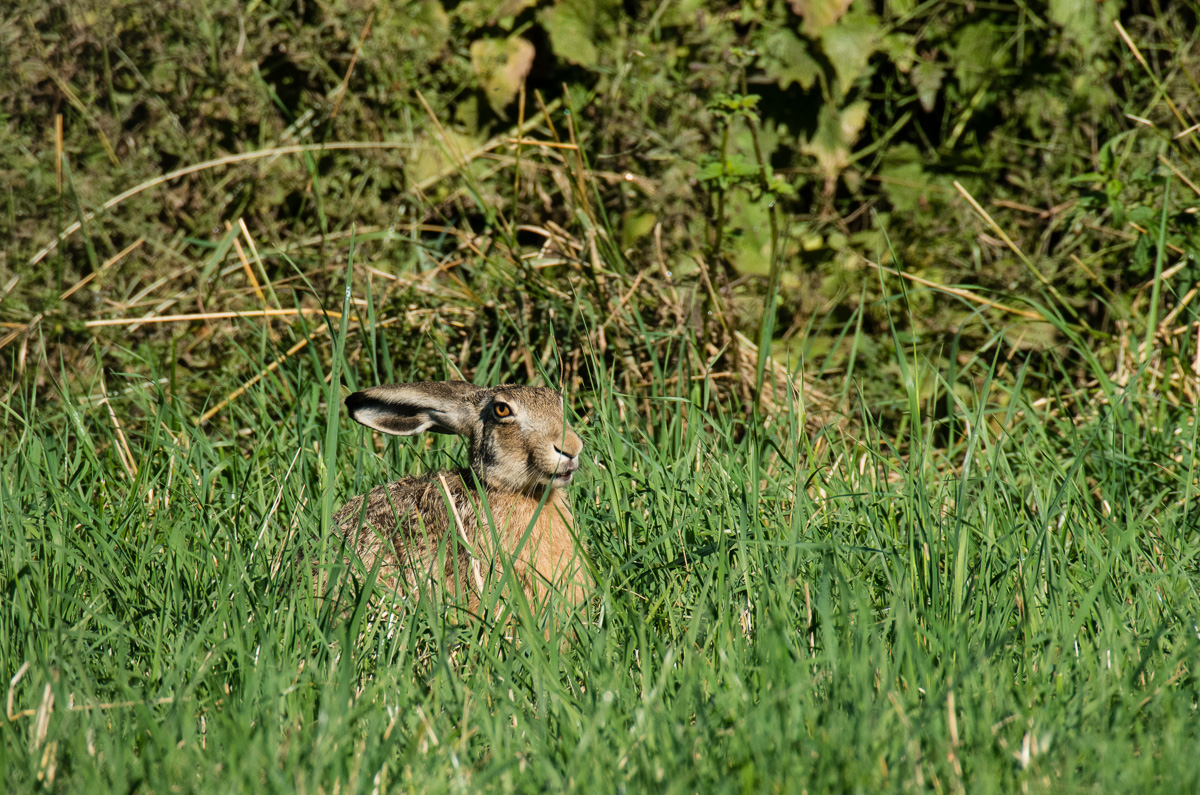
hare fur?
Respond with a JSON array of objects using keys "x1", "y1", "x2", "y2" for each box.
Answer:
[{"x1": 332, "y1": 381, "x2": 588, "y2": 614}]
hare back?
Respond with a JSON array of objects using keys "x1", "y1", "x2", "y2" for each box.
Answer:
[{"x1": 332, "y1": 469, "x2": 587, "y2": 606}]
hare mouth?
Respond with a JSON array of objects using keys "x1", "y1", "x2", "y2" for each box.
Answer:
[{"x1": 551, "y1": 471, "x2": 575, "y2": 486}]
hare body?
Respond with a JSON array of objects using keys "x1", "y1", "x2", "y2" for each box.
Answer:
[{"x1": 332, "y1": 382, "x2": 587, "y2": 612}]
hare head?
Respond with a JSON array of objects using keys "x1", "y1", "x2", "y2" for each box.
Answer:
[{"x1": 344, "y1": 381, "x2": 582, "y2": 494}]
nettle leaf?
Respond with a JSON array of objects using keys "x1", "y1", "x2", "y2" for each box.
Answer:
[
  {"x1": 404, "y1": 1, "x2": 450, "y2": 57},
  {"x1": 820, "y1": 10, "x2": 881, "y2": 94},
  {"x1": 802, "y1": 101, "x2": 869, "y2": 187},
  {"x1": 759, "y1": 28, "x2": 822, "y2": 91},
  {"x1": 1049, "y1": 0, "x2": 1093, "y2": 37},
  {"x1": 659, "y1": 0, "x2": 706, "y2": 26},
  {"x1": 790, "y1": 0, "x2": 854, "y2": 39},
  {"x1": 1049, "y1": 0, "x2": 1116, "y2": 48},
  {"x1": 878, "y1": 144, "x2": 932, "y2": 214},
  {"x1": 541, "y1": 0, "x2": 618, "y2": 69},
  {"x1": 697, "y1": 154, "x2": 761, "y2": 186},
  {"x1": 910, "y1": 61, "x2": 945, "y2": 112},
  {"x1": 470, "y1": 36, "x2": 536, "y2": 116},
  {"x1": 696, "y1": 159, "x2": 727, "y2": 183},
  {"x1": 455, "y1": 0, "x2": 537, "y2": 28},
  {"x1": 726, "y1": 156, "x2": 762, "y2": 179},
  {"x1": 408, "y1": 128, "x2": 485, "y2": 185},
  {"x1": 881, "y1": 30, "x2": 915, "y2": 72},
  {"x1": 711, "y1": 93, "x2": 762, "y2": 117},
  {"x1": 951, "y1": 21, "x2": 1007, "y2": 95},
  {"x1": 725, "y1": 192, "x2": 775, "y2": 275},
  {"x1": 769, "y1": 176, "x2": 798, "y2": 197},
  {"x1": 1126, "y1": 205, "x2": 1158, "y2": 227},
  {"x1": 1130, "y1": 233, "x2": 1152, "y2": 276},
  {"x1": 885, "y1": 0, "x2": 916, "y2": 18}
]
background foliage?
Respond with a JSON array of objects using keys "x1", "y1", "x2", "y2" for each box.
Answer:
[
  {"x1": 4, "y1": 0, "x2": 1199, "y2": 408},
  {"x1": 2, "y1": 0, "x2": 1200, "y2": 791}
]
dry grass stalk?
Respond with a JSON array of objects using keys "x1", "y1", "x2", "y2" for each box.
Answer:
[
  {"x1": 865, "y1": 259, "x2": 1043, "y2": 321},
  {"x1": 228, "y1": 220, "x2": 266, "y2": 305},
  {"x1": 100, "y1": 373, "x2": 138, "y2": 479},
  {"x1": 85, "y1": 307, "x2": 346, "y2": 328}
]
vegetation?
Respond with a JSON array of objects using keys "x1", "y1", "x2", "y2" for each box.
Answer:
[{"x1": 2, "y1": 0, "x2": 1199, "y2": 791}]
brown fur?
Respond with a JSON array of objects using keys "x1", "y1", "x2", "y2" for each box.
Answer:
[{"x1": 331, "y1": 382, "x2": 588, "y2": 616}]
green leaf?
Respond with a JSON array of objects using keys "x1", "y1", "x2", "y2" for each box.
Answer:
[
  {"x1": 413, "y1": 0, "x2": 450, "y2": 54},
  {"x1": 1049, "y1": 0, "x2": 1108, "y2": 46},
  {"x1": 1126, "y1": 205, "x2": 1157, "y2": 227},
  {"x1": 878, "y1": 145, "x2": 932, "y2": 214},
  {"x1": 790, "y1": 0, "x2": 854, "y2": 38},
  {"x1": 469, "y1": 36, "x2": 536, "y2": 116},
  {"x1": 802, "y1": 101, "x2": 869, "y2": 185},
  {"x1": 541, "y1": 0, "x2": 618, "y2": 69},
  {"x1": 455, "y1": 0, "x2": 537, "y2": 28},
  {"x1": 621, "y1": 210, "x2": 657, "y2": 249},
  {"x1": 726, "y1": 156, "x2": 762, "y2": 179},
  {"x1": 820, "y1": 11, "x2": 881, "y2": 94},
  {"x1": 759, "y1": 28, "x2": 822, "y2": 91},
  {"x1": 910, "y1": 61, "x2": 944, "y2": 112},
  {"x1": 950, "y1": 22, "x2": 1006, "y2": 94},
  {"x1": 696, "y1": 160, "x2": 727, "y2": 182},
  {"x1": 696, "y1": 154, "x2": 761, "y2": 185},
  {"x1": 380, "y1": 1, "x2": 450, "y2": 59},
  {"x1": 769, "y1": 176, "x2": 798, "y2": 197},
  {"x1": 725, "y1": 192, "x2": 775, "y2": 275},
  {"x1": 880, "y1": 30, "x2": 915, "y2": 72}
]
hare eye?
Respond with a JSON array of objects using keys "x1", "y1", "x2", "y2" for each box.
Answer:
[{"x1": 493, "y1": 402, "x2": 512, "y2": 419}]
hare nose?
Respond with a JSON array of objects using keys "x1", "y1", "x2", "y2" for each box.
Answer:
[{"x1": 553, "y1": 444, "x2": 576, "y2": 460}]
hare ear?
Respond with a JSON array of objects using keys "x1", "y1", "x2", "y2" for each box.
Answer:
[{"x1": 344, "y1": 381, "x2": 487, "y2": 437}]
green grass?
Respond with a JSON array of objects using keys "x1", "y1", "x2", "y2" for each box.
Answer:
[
  {"x1": 3, "y1": 286, "x2": 1199, "y2": 792},
  {"x1": 4, "y1": 1, "x2": 1200, "y2": 790}
]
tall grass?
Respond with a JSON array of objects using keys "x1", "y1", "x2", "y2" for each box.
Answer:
[
  {"x1": 3, "y1": 265, "x2": 1198, "y2": 792},
  {"x1": 4, "y1": 6, "x2": 1199, "y2": 787}
]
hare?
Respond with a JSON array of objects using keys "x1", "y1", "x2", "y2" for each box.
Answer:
[{"x1": 331, "y1": 381, "x2": 589, "y2": 615}]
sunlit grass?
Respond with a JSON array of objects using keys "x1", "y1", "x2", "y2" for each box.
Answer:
[
  {"x1": 3, "y1": 7, "x2": 1199, "y2": 786},
  {"x1": 3, "y1": 267, "x2": 1198, "y2": 792}
]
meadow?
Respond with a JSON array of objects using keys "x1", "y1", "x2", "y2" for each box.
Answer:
[{"x1": 2, "y1": 1, "x2": 1200, "y2": 791}]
